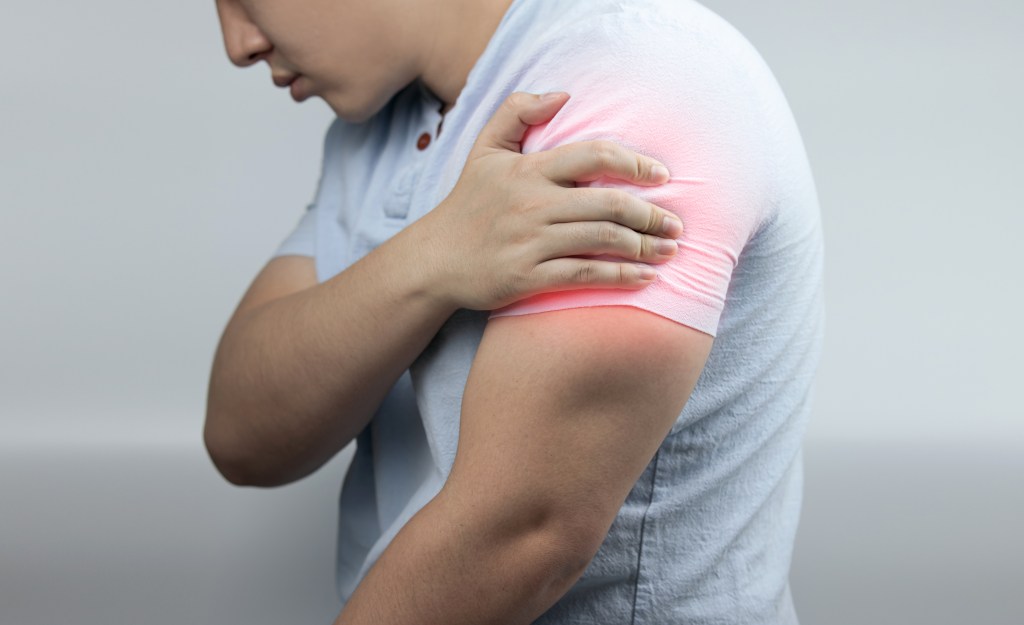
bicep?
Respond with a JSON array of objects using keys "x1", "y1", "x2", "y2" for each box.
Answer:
[{"x1": 444, "y1": 305, "x2": 713, "y2": 549}]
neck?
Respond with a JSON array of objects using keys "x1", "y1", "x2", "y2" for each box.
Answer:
[{"x1": 420, "y1": 0, "x2": 514, "y2": 117}]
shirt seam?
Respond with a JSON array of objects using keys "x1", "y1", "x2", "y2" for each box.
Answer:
[{"x1": 630, "y1": 446, "x2": 661, "y2": 625}]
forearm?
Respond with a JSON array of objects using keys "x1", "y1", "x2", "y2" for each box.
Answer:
[
  {"x1": 205, "y1": 212, "x2": 457, "y2": 486},
  {"x1": 334, "y1": 487, "x2": 589, "y2": 625}
]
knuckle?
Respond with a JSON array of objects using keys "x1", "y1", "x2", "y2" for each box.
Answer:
[
  {"x1": 618, "y1": 263, "x2": 632, "y2": 283},
  {"x1": 564, "y1": 187, "x2": 584, "y2": 210},
  {"x1": 575, "y1": 262, "x2": 597, "y2": 284},
  {"x1": 592, "y1": 141, "x2": 616, "y2": 168},
  {"x1": 502, "y1": 92, "x2": 526, "y2": 114},
  {"x1": 636, "y1": 235, "x2": 652, "y2": 261},
  {"x1": 605, "y1": 190, "x2": 627, "y2": 222},
  {"x1": 598, "y1": 222, "x2": 619, "y2": 246},
  {"x1": 512, "y1": 153, "x2": 537, "y2": 179},
  {"x1": 507, "y1": 91, "x2": 527, "y2": 105},
  {"x1": 511, "y1": 266, "x2": 532, "y2": 292},
  {"x1": 646, "y1": 205, "x2": 661, "y2": 234}
]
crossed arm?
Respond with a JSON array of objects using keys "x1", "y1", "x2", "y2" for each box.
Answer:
[{"x1": 332, "y1": 304, "x2": 713, "y2": 625}]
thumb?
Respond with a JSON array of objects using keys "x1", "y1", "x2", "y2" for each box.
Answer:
[{"x1": 478, "y1": 91, "x2": 570, "y2": 154}]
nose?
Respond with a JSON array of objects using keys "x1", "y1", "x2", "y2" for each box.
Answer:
[{"x1": 216, "y1": 0, "x2": 273, "y2": 68}]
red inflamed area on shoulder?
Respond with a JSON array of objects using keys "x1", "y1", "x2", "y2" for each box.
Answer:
[{"x1": 488, "y1": 91, "x2": 765, "y2": 339}]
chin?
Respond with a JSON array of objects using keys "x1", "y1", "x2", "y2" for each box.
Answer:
[
  {"x1": 336, "y1": 108, "x2": 377, "y2": 125},
  {"x1": 324, "y1": 90, "x2": 394, "y2": 124}
]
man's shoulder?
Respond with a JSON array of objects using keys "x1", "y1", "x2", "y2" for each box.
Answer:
[
  {"x1": 509, "y1": 0, "x2": 784, "y2": 145},
  {"x1": 520, "y1": 0, "x2": 765, "y2": 74}
]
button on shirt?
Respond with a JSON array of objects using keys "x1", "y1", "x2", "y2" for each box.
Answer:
[
  {"x1": 269, "y1": 0, "x2": 825, "y2": 623},
  {"x1": 416, "y1": 132, "x2": 432, "y2": 151}
]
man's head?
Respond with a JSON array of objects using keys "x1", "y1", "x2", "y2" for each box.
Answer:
[{"x1": 214, "y1": 0, "x2": 514, "y2": 123}]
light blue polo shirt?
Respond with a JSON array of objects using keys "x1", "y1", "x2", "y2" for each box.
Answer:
[{"x1": 271, "y1": 0, "x2": 824, "y2": 623}]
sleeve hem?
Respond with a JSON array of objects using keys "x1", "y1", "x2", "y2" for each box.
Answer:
[{"x1": 488, "y1": 296, "x2": 719, "y2": 338}]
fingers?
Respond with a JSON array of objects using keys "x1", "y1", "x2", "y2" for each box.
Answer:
[
  {"x1": 476, "y1": 91, "x2": 571, "y2": 154},
  {"x1": 549, "y1": 188, "x2": 684, "y2": 238},
  {"x1": 534, "y1": 139, "x2": 671, "y2": 187},
  {"x1": 539, "y1": 221, "x2": 679, "y2": 264},
  {"x1": 532, "y1": 257, "x2": 660, "y2": 292}
]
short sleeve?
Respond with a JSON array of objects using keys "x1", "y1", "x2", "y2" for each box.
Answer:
[
  {"x1": 488, "y1": 13, "x2": 777, "y2": 337},
  {"x1": 268, "y1": 117, "x2": 351, "y2": 261},
  {"x1": 270, "y1": 202, "x2": 316, "y2": 258}
]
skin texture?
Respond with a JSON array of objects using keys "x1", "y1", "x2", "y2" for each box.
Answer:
[
  {"x1": 333, "y1": 308, "x2": 713, "y2": 625},
  {"x1": 212, "y1": 1, "x2": 716, "y2": 623}
]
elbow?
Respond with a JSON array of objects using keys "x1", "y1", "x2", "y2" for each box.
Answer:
[
  {"x1": 502, "y1": 515, "x2": 605, "y2": 606},
  {"x1": 543, "y1": 516, "x2": 608, "y2": 581},
  {"x1": 449, "y1": 493, "x2": 605, "y2": 598},
  {"x1": 203, "y1": 418, "x2": 253, "y2": 486},
  {"x1": 504, "y1": 498, "x2": 610, "y2": 577},
  {"x1": 536, "y1": 526, "x2": 602, "y2": 592},
  {"x1": 204, "y1": 379, "x2": 291, "y2": 487},
  {"x1": 204, "y1": 343, "x2": 278, "y2": 487},
  {"x1": 203, "y1": 412, "x2": 282, "y2": 488}
]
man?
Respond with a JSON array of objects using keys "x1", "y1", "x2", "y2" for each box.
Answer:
[{"x1": 205, "y1": 0, "x2": 825, "y2": 623}]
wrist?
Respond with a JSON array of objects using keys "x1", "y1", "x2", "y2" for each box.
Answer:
[{"x1": 400, "y1": 208, "x2": 461, "y2": 313}]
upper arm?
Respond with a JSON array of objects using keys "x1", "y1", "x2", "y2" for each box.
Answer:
[
  {"x1": 487, "y1": 16, "x2": 774, "y2": 335},
  {"x1": 229, "y1": 254, "x2": 317, "y2": 324},
  {"x1": 441, "y1": 18, "x2": 769, "y2": 549},
  {"x1": 443, "y1": 305, "x2": 712, "y2": 553}
]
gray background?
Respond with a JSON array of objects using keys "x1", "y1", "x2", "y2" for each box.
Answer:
[{"x1": 1, "y1": 0, "x2": 1021, "y2": 623}]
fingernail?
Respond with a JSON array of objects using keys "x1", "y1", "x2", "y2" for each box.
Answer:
[
  {"x1": 656, "y1": 238, "x2": 678, "y2": 255},
  {"x1": 636, "y1": 265, "x2": 658, "y2": 281},
  {"x1": 542, "y1": 92, "x2": 567, "y2": 101},
  {"x1": 651, "y1": 165, "x2": 670, "y2": 181},
  {"x1": 664, "y1": 216, "x2": 683, "y2": 238}
]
